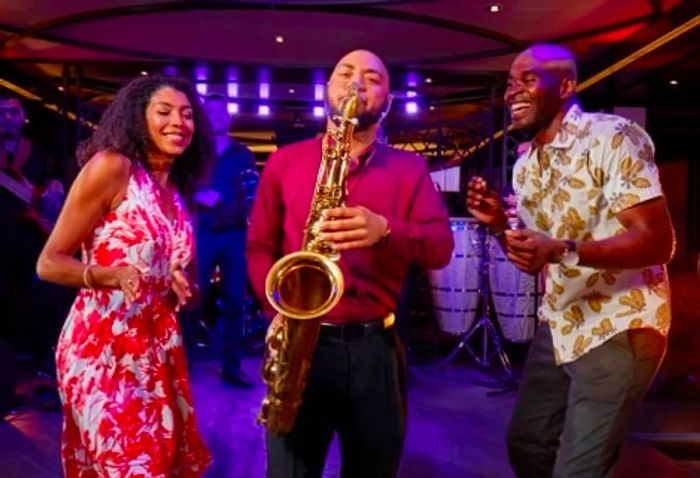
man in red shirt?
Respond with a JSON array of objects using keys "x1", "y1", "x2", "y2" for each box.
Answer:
[{"x1": 247, "y1": 49, "x2": 454, "y2": 477}]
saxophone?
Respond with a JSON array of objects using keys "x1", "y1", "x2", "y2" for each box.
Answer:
[{"x1": 258, "y1": 83, "x2": 360, "y2": 435}]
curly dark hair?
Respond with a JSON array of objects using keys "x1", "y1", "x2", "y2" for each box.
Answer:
[{"x1": 77, "y1": 75, "x2": 213, "y2": 201}]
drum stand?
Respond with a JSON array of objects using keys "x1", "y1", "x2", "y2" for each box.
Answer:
[
  {"x1": 441, "y1": 224, "x2": 515, "y2": 385},
  {"x1": 190, "y1": 267, "x2": 223, "y2": 348},
  {"x1": 195, "y1": 270, "x2": 264, "y2": 350}
]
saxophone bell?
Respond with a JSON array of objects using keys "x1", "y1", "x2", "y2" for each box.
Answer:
[{"x1": 264, "y1": 251, "x2": 344, "y2": 320}]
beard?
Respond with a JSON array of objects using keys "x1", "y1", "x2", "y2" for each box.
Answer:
[{"x1": 327, "y1": 97, "x2": 389, "y2": 132}]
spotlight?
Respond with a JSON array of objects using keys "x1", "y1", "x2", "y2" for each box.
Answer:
[
  {"x1": 227, "y1": 102, "x2": 239, "y2": 115},
  {"x1": 314, "y1": 84, "x2": 325, "y2": 101},
  {"x1": 313, "y1": 106, "x2": 325, "y2": 118},
  {"x1": 194, "y1": 65, "x2": 208, "y2": 81},
  {"x1": 288, "y1": 88, "x2": 296, "y2": 94},
  {"x1": 140, "y1": 71, "x2": 148, "y2": 76},
  {"x1": 226, "y1": 66, "x2": 239, "y2": 82},
  {"x1": 259, "y1": 83, "x2": 270, "y2": 99},
  {"x1": 227, "y1": 82, "x2": 239, "y2": 98},
  {"x1": 407, "y1": 90, "x2": 417, "y2": 98},
  {"x1": 425, "y1": 77, "x2": 433, "y2": 84},
  {"x1": 275, "y1": 35, "x2": 284, "y2": 44},
  {"x1": 405, "y1": 102, "x2": 418, "y2": 114},
  {"x1": 488, "y1": 4, "x2": 501, "y2": 13},
  {"x1": 258, "y1": 105, "x2": 270, "y2": 116},
  {"x1": 429, "y1": 105, "x2": 436, "y2": 111},
  {"x1": 669, "y1": 80, "x2": 679, "y2": 85},
  {"x1": 195, "y1": 82, "x2": 208, "y2": 96}
]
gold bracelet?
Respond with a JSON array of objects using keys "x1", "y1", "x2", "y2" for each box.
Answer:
[{"x1": 83, "y1": 265, "x2": 95, "y2": 289}]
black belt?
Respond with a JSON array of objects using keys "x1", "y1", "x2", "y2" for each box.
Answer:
[{"x1": 319, "y1": 319, "x2": 387, "y2": 341}]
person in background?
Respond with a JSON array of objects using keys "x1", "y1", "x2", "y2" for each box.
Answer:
[
  {"x1": 0, "y1": 93, "x2": 65, "y2": 386},
  {"x1": 467, "y1": 43, "x2": 674, "y2": 477},
  {"x1": 36, "y1": 75, "x2": 212, "y2": 476},
  {"x1": 181, "y1": 93, "x2": 257, "y2": 388}
]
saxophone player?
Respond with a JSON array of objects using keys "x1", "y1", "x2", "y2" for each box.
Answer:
[{"x1": 247, "y1": 49, "x2": 454, "y2": 478}]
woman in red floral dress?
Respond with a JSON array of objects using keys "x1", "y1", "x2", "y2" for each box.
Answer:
[{"x1": 37, "y1": 75, "x2": 213, "y2": 477}]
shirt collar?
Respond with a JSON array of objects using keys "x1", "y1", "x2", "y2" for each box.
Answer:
[{"x1": 526, "y1": 103, "x2": 583, "y2": 159}]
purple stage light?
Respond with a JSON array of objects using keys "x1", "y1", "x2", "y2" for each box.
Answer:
[
  {"x1": 314, "y1": 84, "x2": 325, "y2": 101},
  {"x1": 227, "y1": 82, "x2": 239, "y2": 98},
  {"x1": 405, "y1": 101, "x2": 419, "y2": 114},
  {"x1": 259, "y1": 83, "x2": 270, "y2": 99},
  {"x1": 195, "y1": 65, "x2": 208, "y2": 81}
]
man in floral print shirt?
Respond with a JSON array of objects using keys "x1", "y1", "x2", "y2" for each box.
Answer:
[{"x1": 468, "y1": 44, "x2": 675, "y2": 477}]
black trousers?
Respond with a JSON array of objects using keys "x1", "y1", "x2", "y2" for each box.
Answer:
[
  {"x1": 180, "y1": 228, "x2": 247, "y2": 374},
  {"x1": 266, "y1": 327, "x2": 407, "y2": 478},
  {"x1": 0, "y1": 217, "x2": 69, "y2": 370},
  {"x1": 507, "y1": 324, "x2": 666, "y2": 478}
]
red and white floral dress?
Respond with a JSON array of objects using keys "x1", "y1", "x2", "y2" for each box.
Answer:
[{"x1": 56, "y1": 164, "x2": 211, "y2": 477}]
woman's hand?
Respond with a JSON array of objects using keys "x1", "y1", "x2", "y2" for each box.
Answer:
[
  {"x1": 113, "y1": 265, "x2": 145, "y2": 307},
  {"x1": 170, "y1": 265, "x2": 194, "y2": 311}
]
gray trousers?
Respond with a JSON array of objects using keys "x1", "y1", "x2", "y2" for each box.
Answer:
[{"x1": 507, "y1": 323, "x2": 666, "y2": 478}]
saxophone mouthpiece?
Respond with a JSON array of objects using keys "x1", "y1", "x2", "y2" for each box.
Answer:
[{"x1": 342, "y1": 84, "x2": 360, "y2": 119}]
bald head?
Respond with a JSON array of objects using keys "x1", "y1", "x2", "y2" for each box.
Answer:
[
  {"x1": 515, "y1": 44, "x2": 577, "y2": 83},
  {"x1": 327, "y1": 49, "x2": 392, "y2": 131},
  {"x1": 331, "y1": 49, "x2": 390, "y2": 88}
]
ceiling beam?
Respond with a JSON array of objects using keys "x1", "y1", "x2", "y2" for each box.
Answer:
[
  {"x1": 578, "y1": 0, "x2": 700, "y2": 82},
  {"x1": 0, "y1": 1, "x2": 521, "y2": 60}
]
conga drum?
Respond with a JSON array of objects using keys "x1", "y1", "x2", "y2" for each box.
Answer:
[
  {"x1": 429, "y1": 218, "x2": 481, "y2": 335},
  {"x1": 488, "y1": 222, "x2": 542, "y2": 342}
]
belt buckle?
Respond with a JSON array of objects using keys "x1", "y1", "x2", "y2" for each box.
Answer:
[{"x1": 383, "y1": 313, "x2": 395, "y2": 329}]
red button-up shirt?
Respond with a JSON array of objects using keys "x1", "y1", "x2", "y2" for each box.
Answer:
[{"x1": 246, "y1": 138, "x2": 453, "y2": 324}]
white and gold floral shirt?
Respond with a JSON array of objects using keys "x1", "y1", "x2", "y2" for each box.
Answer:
[{"x1": 513, "y1": 104, "x2": 671, "y2": 364}]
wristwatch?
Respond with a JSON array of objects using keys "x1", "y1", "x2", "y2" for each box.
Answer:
[
  {"x1": 559, "y1": 240, "x2": 580, "y2": 267},
  {"x1": 375, "y1": 225, "x2": 391, "y2": 247}
]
